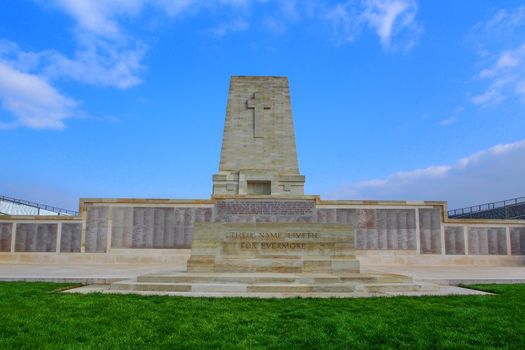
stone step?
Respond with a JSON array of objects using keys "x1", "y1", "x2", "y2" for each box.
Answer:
[
  {"x1": 110, "y1": 271, "x2": 429, "y2": 295},
  {"x1": 111, "y1": 281, "x2": 192, "y2": 292},
  {"x1": 112, "y1": 281, "x2": 362, "y2": 293},
  {"x1": 139, "y1": 274, "x2": 304, "y2": 284},
  {"x1": 136, "y1": 272, "x2": 410, "y2": 285},
  {"x1": 112, "y1": 280, "x2": 431, "y2": 294},
  {"x1": 138, "y1": 272, "x2": 338, "y2": 284},
  {"x1": 246, "y1": 283, "x2": 359, "y2": 293},
  {"x1": 339, "y1": 273, "x2": 413, "y2": 284},
  {"x1": 213, "y1": 258, "x2": 305, "y2": 273},
  {"x1": 112, "y1": 281, "x2": 435, "y2": 294},
  {"x1": 112, "y1": 281, "x2": 251, "y2": 293},
  {"x1": 356, "y1": 282, "x2": 440, "y2": 293},
  {"x1": 190, "y1": 257, "x2": 360, "y2": 274}
]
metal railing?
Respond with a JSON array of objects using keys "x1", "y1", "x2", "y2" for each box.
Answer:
[
  {"x1": 0, "y1": 194, "x2": 78, "y2": 216},
  {"x1": 448, "y1": 196, "x2": 525, "y2": 220}
]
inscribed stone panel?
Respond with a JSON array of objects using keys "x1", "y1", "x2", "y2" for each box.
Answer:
[
  {"x1": 15, "y1": 223, "x2": 57, "y2": 252},
  {"x1": 60, "y1": 223, "x2": 82, "y2": 252},
  {"x1": 335, "y1": 209, "x2": 367, "y2": 248},
  {"x1": 85, "y1": 206, "x2": 108, "y2": 252},
  {"x1": 215, "y1": 200, "x2": 316, "y2": 223},
  {"x1": 468, "y1": 227, "x2": 507, "y2": 255},
  {"x1": 152, "y1": 208, "x2": 176, "y2": 248},
  {"x1": 171, "y1": 208, "x2": 194, "y2": 248},
  {"x1": 317, "y1": 209, "x2": 337, "y2": 223},
  {"x1": 335, "y1": 209, "x2": 357, "y2": 225},
  {"x1": 356, "y1": 209, "x2": 376, "y2": 229},
  {"x1": 444, "y1": 226, "x2": 465, "y2": 255},
  {"x1": 132, "y1": 208, "x2": 154, "y2": 248},
  {"x1": 333, "y1": 208, "x2": 416, "y2": 250},
  {"x1": 510, "y1": 227, "x2": 525, "y2": 255},
  {"x1": 111, "y1": 207, "x2": 133, "y2": 248},
  {"x1": 334, "y1": 209, "x2": 368, "y2": 249},
  {"x1": 375, "y1": 209, "x2": 416, "y2": 250},
  {"x1": 376, "y1": 210, "x2": 387, "y2": 249},
  {"x1": 419, "y1": 208, "x2": 442, "y2": 254},
  {"x1": 0, "y1": 223, "x2": 12, "y2": 252},
  {"x1": 194, "y1": 208, "x2": 213, "y2": 223}
]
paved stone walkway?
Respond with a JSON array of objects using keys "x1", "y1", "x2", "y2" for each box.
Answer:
[
  {"x1": 64, "y1": 284, "x2": 490, "y2": 298},
  {"x1": 363, "y1": 265, "x2": 525, "y2": 285},
  {"x1": 0, "y1": 263, "x2": 183, "y2": 284},
  {"x1": 0, "y1": 263, "x2": 523, "y2": 286}
]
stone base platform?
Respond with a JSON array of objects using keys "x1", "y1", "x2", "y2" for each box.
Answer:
[{"x1": 108, "y1": 271, "x2": 442, "y2": 297}]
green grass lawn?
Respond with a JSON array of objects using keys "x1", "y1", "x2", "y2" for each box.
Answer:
[{"x1": 0, "y1": 283, "x2": 524, "y2": 349}]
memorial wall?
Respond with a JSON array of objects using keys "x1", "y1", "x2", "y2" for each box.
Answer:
[{"x1": 1, "y1": 197, "x2": 524, "y2": 262}]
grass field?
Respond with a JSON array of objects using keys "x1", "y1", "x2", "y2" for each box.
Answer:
[{"x1": 0, "y1": 283, "x2": 524, "y2": 349}]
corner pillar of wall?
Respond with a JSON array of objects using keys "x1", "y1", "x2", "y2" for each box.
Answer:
[
  {"x1": 506, "y1": 226, "x2": 511, "y2": 255},
  {"x1": 415, "y1": 208, "x2": 421, "y2": 254},
  {"x1": 10, "y1": 222, "x2": 16, "y2": 253},
  {"x1": 80, "y1": 207, "x2": 87, "y2": 253},
  {"x1": 106, "y1": 206, "x2": 113, "y2": 253},
  {"x1": 56, "y1": 222, "x2": 62, "y2": 253},
  {"x1": 440, "y1": 209, "x2": 446, "y2": 255},
  {"x1": 464, "y1": 225, "x2": 469, "y2": 255}
]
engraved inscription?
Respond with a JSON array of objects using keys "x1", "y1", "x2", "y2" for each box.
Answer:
[
  {"x1": 226, "y1": 231, "x2": 321, "y2": 250},
  {"x1": 216, "y1": 200, "x2": 315, "y2": 216}
]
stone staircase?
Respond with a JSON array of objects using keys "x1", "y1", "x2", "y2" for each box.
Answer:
[{"x1": 110, "y1": 272, "x2": 440, "y2": 297}]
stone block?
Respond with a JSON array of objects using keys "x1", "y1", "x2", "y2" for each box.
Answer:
[{"x1": 187, "y1": 222, "x2": 359, "y2": 273}]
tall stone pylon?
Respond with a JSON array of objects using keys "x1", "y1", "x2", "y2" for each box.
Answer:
[{"x1": 212, "y1": 76, "x2": 305, "y2": 196}]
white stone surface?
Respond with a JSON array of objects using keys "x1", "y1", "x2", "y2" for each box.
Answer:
[{"x1": 213, "y1": 76, "x2": 305, "y2": 196}]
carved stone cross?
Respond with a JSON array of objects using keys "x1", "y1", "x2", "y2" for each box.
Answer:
[{"x1": 247, "y1": 92, "x2": 271, "y2": 138}]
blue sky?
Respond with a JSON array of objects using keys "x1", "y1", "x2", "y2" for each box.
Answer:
[{"x1": 1, "y1": 0, "x2": 525, "y2": 211}]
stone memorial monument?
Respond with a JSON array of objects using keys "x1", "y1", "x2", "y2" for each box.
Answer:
[
  {"x1": 213, "y1": 76, "x2": 305, "y2": 196},
  {"x1": 110, "y1": 77, "x2": 432, "y2": 295}
]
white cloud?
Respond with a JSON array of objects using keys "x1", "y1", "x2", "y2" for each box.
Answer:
[
  {"x1": 44, "y1": 40, "x2": 147, "y2": 89},
  {"x1": 325, "y1": 3, "x2": 361, "y2": 43},
  {"x1": 0, "y1": 0, "x2": 425, "y2": 130},
  {"x1": 209, "y1": 17, "x2": 250, "y2": 37},
  {"x1": 471, "y1": 88, "x2": 506, "y2": 106},
  {"x1": 0, "y1": 61, "x2": 77, "y2": 129},
  {"x1": 50, "y1": 0, "x2": 202, "y2": 37},
  {"x1": 471, "y1": 7, "x2": 525, "y2": 107},
  {"x1": 485, "y1": 6, "x2": 525, "y2": 36},
  {"x1": 0, "y1": 1, "x2": 154, "y2": 129},
  {"x1": 325, "y1": 0, "x2": 421, "y2": 50},
  {"x1": 51, "y1": 0, "x2": 142, "y2": 38},
  {"x1": 264, "y1": 16, "x2": 287, "y2": 34},
  {"x1": 439, "y1": 106, "x2": 463, "y2": 127},
  {"x1": 439, "y1": 115, "x2": 457, "y2": 126},
  {"x1": 326, "y1": 140, "x2": 525, "y2": 209},
  {"x1": 278, "y1": 0, "x2": 300, "y2": 21},
  {"x1": 361, "y1": 0, "x2": 420, "y2": 49}
]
